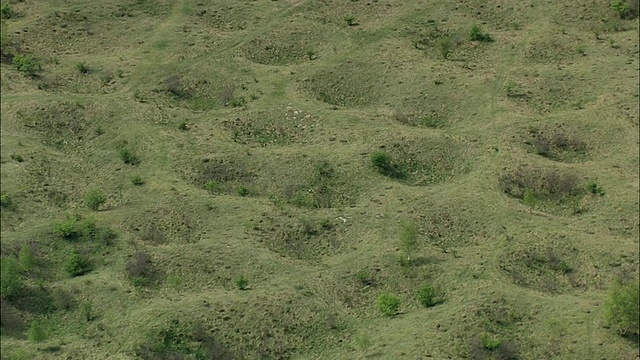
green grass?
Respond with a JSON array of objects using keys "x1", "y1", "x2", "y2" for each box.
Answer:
[{"x1": 0, "y1": 0, "x2": 638, "y2": 359}]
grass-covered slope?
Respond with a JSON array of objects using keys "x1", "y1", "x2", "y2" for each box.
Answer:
[{"x1": 1, "y1": 0, "x2": 638, "y2": 359}]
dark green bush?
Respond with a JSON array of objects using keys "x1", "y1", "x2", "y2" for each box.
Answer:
[
  {"x1": 76, "y1": 61, "x2": 89, "y2": 74},
  {"x1": 0, "y1": 191, "x2": 13, "y2": 210},
  {"x1": 131, "y1": 175, "x2": 145, "y2": 186},
  {"x1": 371, "y1": 151, "x2": 405, "y2": 179},
  {"x1": 27, "y1": 320, "x2": 47, "y2": 342},
  {"x1": 84, "y1": 189, "x2": 106, "y2": 211},
  {"x1": 377, "y1": 293, "x2": 401, "y2": 316},
  {"x1": 119, "y1": 148, "x2": 140, "y2": 165},
  {"x1": 234, "y1": 275, "x2": 248, "y2": 290},
  {"x1": 604, "y1": 279, "x2": 639, "y2": 336},
  {"x1": 1, "y1": 4, "x2": 14, "y2": 19},
  {"x1": 178, "y1": 121, "x2": 188, "y2": 130},
  {"x1": 587, "y1": 181, "x2": 605, "y2": 196},
  {"x1": 65, "y1": 252, "x2": 92, "y2": 277},
  {"x1": 54, "y1": 217, "x2": 80, "y2": 240},
  {"x1": 611, "y1": 0, "x2": 639, "y2": 19},
  {"x1": 13, "y1": 54, "x2": 41, "y2": 75},
  {"x1": 416, "y1": 284, "x2": 442, "y2": 307},
  {"x1": 0, "y1": 257, "x2": 22, "y2": 298},
  {"x1": 469, "y1": 25, "x2": 492, "y2": 42},
  {"x1": 345, "y1": 15, "x2": 358, "y2": 26}
]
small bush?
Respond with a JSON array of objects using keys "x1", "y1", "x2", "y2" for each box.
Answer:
[
  {"x1": 345, "y1": 15, "x2": 359, "y2": 26},
  {"x1": 76, "y1": 61, "x2": 89, "y2": 74},
  {"x1": 611, "y1": 0, "x2": 639, "y2": 19},
  {"x1": 178, "y1": 121, "x2": 188, "y2": 130},
  {"x1": 371, "y1": 151, "x2": 405, "y2": 179},
  {"x1": 355, "y1": 269, "x2": 374, "y2": 287},
  {"x1": 131, "y1": 175, "x2": 145, "y2": 186},
  {"x1": 65, "y1": 252, "x2": 92, "y2": 277},
  {"x1": 1, "y1": 4, "x2": 14, "y2": 19},
  {"x1": 10, "y1": 153, "x2": 23, "y2": 162},
  {"x1": 469, "y1": 25, "x2": 492, "y2": 42},
  {"x1": 586, "y1": 181, "x2": 605, "y2": 196},
  {"x1": 234, "y1": 275, "x2": 248, "y2": 290},
  {"x1": 0, "y1": 256, "x2": 22, "y2": 298},
  {"x1": 27, "y1": 320, "x2": 47, "y2": 342},
  {"x1": 604, "y1": 279, "x2": 639, "y2": 336},
  {"x1": 0, "y1": 191, "x2": 13, "y2": 210},
  {"x1": 82, "y1": 302, "x2": 94, "y2": 322},
  {"x1": 377, "y1": 293, "x2": 401, "y2": 316},
  {"x1": 84, "y1": 189, "x2": 106, "y2": 211},
  {"x1": 400, "y1": 221, "x2": 419, "y2": 262},
  {"x1": 416, "y1": 284, "x2": 442, "y2": 307},
  {"x1": 54, "y1": 217, "x2": 79, "y2": 239},
  {"x1": 481, "y1": 334, "x2": 501, "y2": 350},
  {"x1": 237, "y1": 186, "x2": 249, "y2": 197},
  {"x1": 13, "y1": 54, "x2": 41, "y2": 76},
  {"x1": 119, "y1": 148, "x2": 140, "y2": 165}
]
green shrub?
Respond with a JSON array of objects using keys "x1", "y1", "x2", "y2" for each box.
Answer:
[
  {"x1": 370, "y1": 151, "x2": 405, "y2": 179},
  {"x1": 65, "y1": 252, "x2": 92, "y2": 277},
  {"x1": 611, "y1": 0, "x2": 638, "y2": 19},
  {"x1": 377, "y1": 293, "x2": 401, "y2": 316},
  {"x1": 131, "y1": 175, "x2": 145, "y2": 186},
  {"x1": 82, "y1": 301, "x2": 94, "y2": 322},
  {"x1": 84, "y1": 189, "x2": 106, "y2": 211},
  {"x1": 237, "y1": 186, "x2": 249, "y2": 197},
  {"x1": 205, "y1": 181, "x2": 221, "y2": 194},
  {"x1": 604, "y1": 279, "x2": 639, "y2": 336},
  {"x1": 469, "y1": 25, "x2": 492, "y2": 42},
  {"x1": 0, "y1": 257, "x2": 22, "y2": 298},
  {"x1": 27, "y1": 320, "x2": 47, "y2": 342},
  {"x1": 416, "y1": 284, "x2": 442, "y2": 307},
  {"x1": 345, "y1": 15, "x2": 358, "y2": 26},
  {"x1": 178, "y1": 121, "x2": 188, "y2": 130},
  {"x1": 399, "y1": 221, "x2": 419, "y2": 262},
  {"x1": 234, "y1": 275, "x2": 248, "y2": 290},
  {"x1": 1, "y1": 3, "x2": 14, "y2": 19},
  {"x1": 76, "y1": 61, "x2": 89, "y2": 74},
  {"x1": 586, "y1": 181, "x2": 605, "y2": 196},
  {"x1": 355, "y1": 269, "x2": 374, "y2": 287},
  {"x1": 0, "y1": 191, "x2": 12, "y2": 210},
  {"x1": 10, "y1": 153, "x2": 23, "y2": 162},
  {"x1": 12, "y1": 54, "x2": 41, "y2": 75},
  {"x1": 54, "y1": 217, "x2": 79, "y2": 239},
  {"x1": 119, "y1": 148, "x2": 140, "y2": 165},
  {"x1": 481, "y1": 334, "x2": 501, "y2": 350}
]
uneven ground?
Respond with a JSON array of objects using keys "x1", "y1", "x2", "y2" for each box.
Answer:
[{"x1": 0, "y1": 0, "x2": 638, "y2": 359}]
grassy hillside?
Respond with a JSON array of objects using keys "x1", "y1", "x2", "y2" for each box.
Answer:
[{"x1": 1, "y1": 0, "x2": 638, "y2": 359}]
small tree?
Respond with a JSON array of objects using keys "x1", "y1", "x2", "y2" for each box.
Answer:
[
  {"x1": 377, "y1": 293, "x2": 401, "y2": 316},
  {"x1": 85, "y1": 189, "x2": 106, "y2": 211},
  {"x1": 13, "y1": 54, "x2": 41, "y2": 76},
  {"x1": 27, "y1": 320, "x2": 47, "y2": 342},
  {"x1": 65, "y1": 252, "x2": 92, "y2": 277},
  {"x1": 399, "y1": 221, "x2": 419, "y2": 262},
  {"x1": 416, "y1": 284, "x2": 441, "y2": 307},
  {"x1": 234, "y1": 275, "x2": 248, "y2": 290},
  {"x1": 0, "y1": 257, "x2": 22, "y2": 298},
  {"x1": 604, "y1": 279, "x2": 639, "y2": 336}
]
